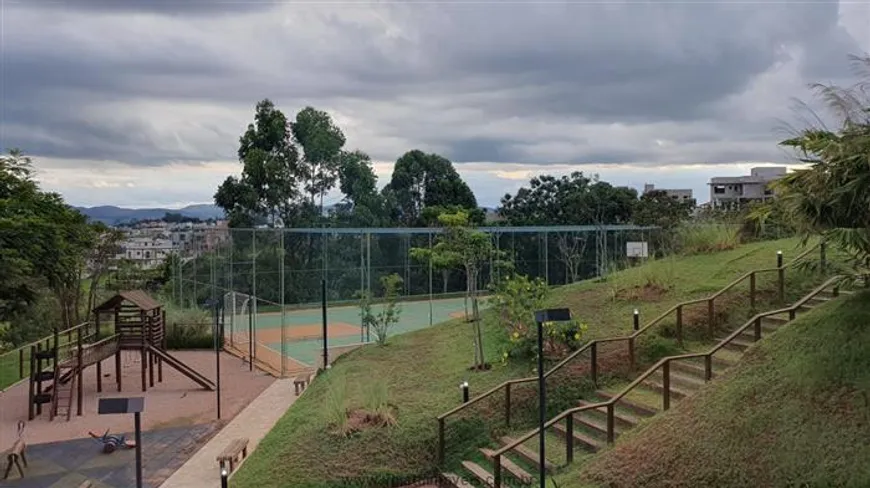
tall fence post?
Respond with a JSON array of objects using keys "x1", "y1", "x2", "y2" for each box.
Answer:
[
  {"x1": 77, "y1": 327, "x2": 83, "y2": 416},
  {"x1": 437, "y1": 418, "x2": 445, "y2": 465},
  {"x1": 754, "y1": 317, "x2": 762, "y2": 342},
  {"x1": 628, "y1": 337, "x2": 636, "y2": 372},
  {"x1": 676, "y1": 305, "x2": 683, "y2": 345},
  {"x1": 19, "y1": 348, "x2": 25, "y2": 380},
  {"x1": 606, "y1": 403, "x2": 615, "y2": 443},
  {"x1": 566, "y1": 413, "x2": 574, "y2": 464}
]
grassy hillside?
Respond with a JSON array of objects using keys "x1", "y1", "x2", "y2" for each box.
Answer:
[
  {"x1": 230, "y1": 237, "x2": 827, "y2": 488},
  {"x1": 570, "y1": 288, "x2": 870, "y2": 487}
]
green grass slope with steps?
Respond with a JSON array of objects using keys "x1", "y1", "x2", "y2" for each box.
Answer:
[
  {"x1": 559, "y1": 287, "x2": 870, "y2": 488},
  {"x1": 229, "y1": 237, "x2": 833, "y2": 488}
]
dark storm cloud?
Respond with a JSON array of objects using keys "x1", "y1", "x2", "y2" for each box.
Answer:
[
  {"x1": 1, "y1": 0, "x2": 865, "y2": 166},
  {"x1": 19, "y1": 0, "x2": 276, "y2": 16}
]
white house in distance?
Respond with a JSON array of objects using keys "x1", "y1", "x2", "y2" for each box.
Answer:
[
  {"x1": 642, "y1": 184, "x2": 695, "y2": 205},
  {"x1": 118, "y1": 236, "x2": 176, "y2": 269},
  {"x1": 708, "y1": 166, "x2": 787, "y2": 208}
]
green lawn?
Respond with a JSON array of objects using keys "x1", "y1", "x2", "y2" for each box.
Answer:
[
  {"x1": 568, "y1": 287, "x2": 870, "y2": 487},
  {"x1": 230, "y1": 237, "x2": 833, "y2": 488}
]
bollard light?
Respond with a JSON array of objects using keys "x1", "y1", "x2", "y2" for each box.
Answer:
[
  {"x1": 220, "y1": 467, "x2": 228, "y2": 488},
  {"x1": 460, "y1": 381, "x2": 469, "y2": 403},
  {"x1": 777, "y1": 250, "x2": 783, "y2": 268},
  {"x1": 633, "y1": 309, "x2": 640, "y2": 331}
]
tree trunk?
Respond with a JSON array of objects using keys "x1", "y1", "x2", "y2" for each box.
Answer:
[{"x1": 442, "y1": 269, "x2": 449, "y2": 294}]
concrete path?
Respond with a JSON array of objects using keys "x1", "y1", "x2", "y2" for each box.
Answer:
[{"x1": 159, "y1": 378, "x2": 299, "y2": 488}]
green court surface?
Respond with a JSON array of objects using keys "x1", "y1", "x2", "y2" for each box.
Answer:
[{"x1": 227, "y1": 296, "x2": 489, "y2": 367}]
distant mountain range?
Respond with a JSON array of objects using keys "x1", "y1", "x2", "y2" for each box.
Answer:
[{"x1": 75, "y1": 204, "x2": 225, "y2": 225}]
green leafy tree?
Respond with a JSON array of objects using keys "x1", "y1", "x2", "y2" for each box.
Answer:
[
  {"x1": 383, "y1": 150, "x2": 477, "y2": 226},
  {"x1": 411, "y1": 210, "x2": 504, "y2": 369},
  {"x1": 292, "y1": 107, "x2": 347, "y2": 221},
  {"x1": 334, "y1": 150, "x2": 388, "y2": 226},
  {"x1": 774, "y1": 54, "x2": 870, "y2": 276}
]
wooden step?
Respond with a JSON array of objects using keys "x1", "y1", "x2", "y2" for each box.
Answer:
[
  {"x1": 551, "y1": 421, "x2": 604, "y2": 452},
  {"x1": 670, "y1": 360, "x2": 715, "y2": 380},
  {"x1": 640, "y1": 379, "x2": 692, "y2": 400},
  {"x1": 499, "y1": 437, "x2": 555, "y2": 473},
  {"x1": 480, "y1": 449, "x2": 533, "y2": 485},
  {"x1": 577, "y1": 399, "x2": 641, "y2": 429},
  {"x1": 573, "y1": 411, "x2": 626, "y2": 438},
  {"x1": 594, "y1": 392, "x2": 658, "y2": 417},
  {"x1": 461, "y1": 461, "x2": 495, "y2": 488},
  {"x1": 651, "y1": 369, "x2": 706, "y2": 390},
  {"x1": 441, "y1": 472, "x2": 473, "y2": 487},
  {"x1": 716, "y1": 336, "x2": 753, "y2": 352}
]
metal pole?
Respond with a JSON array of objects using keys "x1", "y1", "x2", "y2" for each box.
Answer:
[
  {"x1": 214, "y1": 304, "x2": 221, "y2": 420},
  {"x1": 248, "y1": 299, "x2": 253, "y2": 372},
  {"x1": 537, "y1": 318, "x2": 546, "y2": 488},
  {"x1": 252, "y1": 230, "x2": 257, "y2": 362},
  {"x1": 361, "y1": 233, "x2": 365, "y2": 342},
  {"x1": 280, "y1": 230, "x2": 286, "y2": 377},
  {"x1": 322, "y1": 279, "x2": 329, "y2": 370},
  {"x1": 429, "y1": 231, "x2": 433, "y2": 327},
  {"x1": 633, "y1": 309, "x2": 640, "y2": 331},
  {"x1": 461, "y1": 381, "x2": 469, "y2": 403},
  {"x1": 134, "y1": 412, "x2": 143, "y2": 488},
  {"x1": 221, "y1": 467, "x2": 228, "y2": 488},
  {"x1": 366, "y1": 233, "x2": 371, "y2": 342}
]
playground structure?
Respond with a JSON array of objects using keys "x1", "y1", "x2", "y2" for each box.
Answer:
[{"x1": 28, "y1": 290, "x2": 215, "y2": 422}]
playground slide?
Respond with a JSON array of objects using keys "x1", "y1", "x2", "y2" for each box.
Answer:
[{"x1": 146, "y1": 346, "x2": 216, "y2": 391}]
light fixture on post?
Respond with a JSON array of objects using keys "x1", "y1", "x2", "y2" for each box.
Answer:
[
  {"x1": 460, "y1": 381, "x2": 469, "y2": 403},
  {"x1": 532, "y1": 308, "x2": 572, "y2": 488},
  {"x1": 777, "y1": 250, "x2": 783, "y2": 268},
  {"x1": 220, "y1": 466, "x2": 228, "y2": 488},
  {"x1": 633, "y1": 309, "x2": 640, "y2": 331}
]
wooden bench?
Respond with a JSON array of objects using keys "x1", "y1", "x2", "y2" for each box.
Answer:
[
  {"x1": 3, "y1": 439, "x2": 27, "y2": 480},
  {"x1": 216, "y1": 437, "x2": 249, "y2": 474},
  {"x1": 293, "y1": 372, "x2": 312, "y2": 395}
]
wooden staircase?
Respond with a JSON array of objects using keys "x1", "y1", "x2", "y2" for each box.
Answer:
[
  {"x1": 441, "y1": 288, "x2": 850, "y2": 487},
  {"x1": 50, "y1": 365, "x2": 77, "y2": 421}
]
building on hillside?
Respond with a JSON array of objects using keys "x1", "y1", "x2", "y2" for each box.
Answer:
[
  {"x1": 708, "y1": 166, "x2": 787, "y2": 208},
  {"x1": 117, "y1": 236, "x2": 177, "y2": 269},
  {"x1": 642, "y1": 184, "x2": 695, "y2": 205}
]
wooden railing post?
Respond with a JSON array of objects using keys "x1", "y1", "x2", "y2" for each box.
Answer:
[
  {"x1": 820, "y1": 241, "x2": 827, "y2": 271},
  {"x1": 663, "y1": 362, "x2": 671, "y2": 411},
  {"x1": 750, "y1": 272, "x2": 756, "y2": 309},
  {"x1": 566, "y1": 413, "x2": 574, "y2": 464},
  {"x1": 676, "y1": 305, "x2": 683, "y2": 346},
  {"x1": 833, "y1": 285, "x2": 840, "y2": 297},
  {"x1": 505, "y1": 383, "x2": 511, "y2": 427},
  {"x1": 493, "y1": 454, "x2": 502, "y2": 488},
  {"x1": 437, "y1": 418, "x2": 445, "y2": 465},
  {"x1": 606, "y1": 403, "x2": 615, "y2": 444},
  {"x1": 707, "y1": 299, "x2": 715, "y2": 337},
  {"x1": 754, "y1": 317, "x2": 762, "y2": 342},
  {"x1": 590, "y1": 342, "x2": 598, "y2": 386},
  {"x1": 628, "y1": 337, "x2": 636, "y2": 372},
  {"x1": 778, "y1": 269, "x2": 785, "y2": 303},
  {"x1": 704, "y1": 355, "x2": 712, "y2": 382}
]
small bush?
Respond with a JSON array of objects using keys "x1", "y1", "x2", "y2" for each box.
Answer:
[
  {"x1": 325, "y1": 376, "x2": 349, "y2": 435},
  {"x1": 165, "y1": 322, "x2": 214, "y2": 350},
  {"x1": 636, "y1": 334, "x2": 681, "y2": 365},
  {"x1": 676, "y1": 223, "x2": 741, "y2": 254}
]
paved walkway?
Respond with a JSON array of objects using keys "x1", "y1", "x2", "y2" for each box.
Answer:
[{"x1": 159, "y1": 378, "x2": 299, "y2": 488}]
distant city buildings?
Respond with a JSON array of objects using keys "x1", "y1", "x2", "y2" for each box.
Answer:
[
  {"x1": 708, "y1": 166, "x2": 786, "y2": 208},
  {"x1": 642, "y1": 184, "x2": 695, "y2": 206},
  {"x1": 114, "y1": 220, "x2": 230, "y2": 269}
]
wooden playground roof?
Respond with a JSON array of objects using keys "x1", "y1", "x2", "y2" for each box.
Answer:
[{"x1": 93, "y1": 290, "x2": 162, "y2": 312}]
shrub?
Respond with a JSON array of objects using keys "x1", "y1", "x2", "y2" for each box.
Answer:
[
  {"x1": 359, "y1": 274, "x2": 403, "y2": 346},
  {"x1": 165, "y1": 322, "x2": 214, "y2": 349},
  {"x1": 636, "y1": 334, "x2": 681, "y2": 365},
  {"x1": 492, "y1": 274, "x2": 588, "y2": 363},
  {"x1": 676, "y1": 223, "x2": 741, "y2": 254}
]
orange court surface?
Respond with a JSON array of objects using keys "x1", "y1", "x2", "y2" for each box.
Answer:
[
  {"x1": 0, "y1": 350, "x2": 275, "y2": 452},
  {"x1": 253, "y1": 321, "x2": 360, "y2": 343}
]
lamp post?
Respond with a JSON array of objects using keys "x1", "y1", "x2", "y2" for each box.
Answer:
[
  {"x1": 777, "y1": 250, "x2": 783, "y2": 268},
  {"x1": 532, "y1": 308, "x2": 572, "y2": 488},
  {"x1": 98, "y1": 397, "x2": 145, "y2": 488},
  {"x1": 460, "y1": 381, "x2": 469, "y2": 403},
  {"x1": 633, "y1": 309, "x2": 640, "y2": 331},
  {"x1": 220, "y1": 466, "x2": 228, "y2": 488}
]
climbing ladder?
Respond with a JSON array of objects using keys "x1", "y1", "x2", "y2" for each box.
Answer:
[{"x1": 50, "y1": 365, "x2": 77, "y2": 421}]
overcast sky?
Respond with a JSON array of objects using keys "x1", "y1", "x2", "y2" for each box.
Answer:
[{"x1": 2, "y1": 1, "x2": 869, "y2": 209}]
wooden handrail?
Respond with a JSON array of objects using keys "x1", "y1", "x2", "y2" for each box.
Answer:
[
  {"x1": 491, "y1": 274, "x2": 843, "y2": 466},
  {"x1": 437, "y1": 241, "x2": 822, "y2": 464}
]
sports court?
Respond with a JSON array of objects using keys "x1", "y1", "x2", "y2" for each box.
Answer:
[{"x1": 222, "y1": 295, "x2": 488, "y2": 371}]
